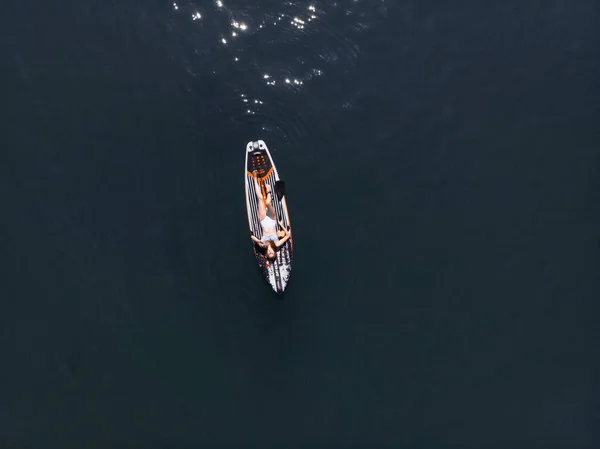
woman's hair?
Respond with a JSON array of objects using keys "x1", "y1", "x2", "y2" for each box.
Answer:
[{"x1": 257, "y1": 239, "x2": 278, "y2": 261}]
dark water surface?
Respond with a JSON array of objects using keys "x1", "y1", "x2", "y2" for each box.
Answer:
[{"x1": 3, "y1": 0, "x2": 598, "y2": 447}]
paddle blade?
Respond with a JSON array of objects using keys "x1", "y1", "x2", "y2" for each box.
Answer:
[{"x1": 274, "y1": 180, "x2": 285, "y2": 200}]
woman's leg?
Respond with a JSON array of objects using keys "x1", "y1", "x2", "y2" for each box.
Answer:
[
  {"x1": 252, "y1": 171, "x2": 266, "y2": 220},
  {"x1": 265, "y1": 184, "x2": 276, "y2": 219}
]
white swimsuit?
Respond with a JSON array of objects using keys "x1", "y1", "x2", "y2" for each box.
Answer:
[
  {"x1": 260, "y1": 215, "x2": 278, "y2": 242},
  {"x1": 260, "y1": 215, "x2": 277, "y2": 228}
]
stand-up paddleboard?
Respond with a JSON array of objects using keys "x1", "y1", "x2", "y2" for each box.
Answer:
[{"x1": 244, "y1": 140, "x2": 294, "y2": 294}]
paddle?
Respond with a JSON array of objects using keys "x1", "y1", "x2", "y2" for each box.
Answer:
[{"x1": 274, "y1": 180, "x2": 285, "y2": 201}]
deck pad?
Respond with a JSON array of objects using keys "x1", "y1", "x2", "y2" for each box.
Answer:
[{"x1": 244, "y1": 140, "x2": 293, "y2": 294}]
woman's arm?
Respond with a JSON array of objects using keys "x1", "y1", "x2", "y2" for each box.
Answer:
[
  {"x1": 275, "y1": 222, "x2": 290, "y2": 248},
  {"x1": 276, "y1": 234, "x2": 290, "y2": 248},
  {"x1": 251, "y1": 234, "x2": 263, "y2": 246}
]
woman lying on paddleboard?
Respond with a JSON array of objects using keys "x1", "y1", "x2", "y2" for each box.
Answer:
[{"x1": 250, "y1": 170, "x2": 290, "y2": 261}]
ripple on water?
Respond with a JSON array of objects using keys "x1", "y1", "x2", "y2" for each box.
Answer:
[{"x1": 169, "y1": 1, "x2": 390, "y2": 145}]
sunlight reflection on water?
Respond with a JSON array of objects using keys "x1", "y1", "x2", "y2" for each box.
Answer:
[{"x1": 170, "y1": 0, "x2": 389, "y2": 144}]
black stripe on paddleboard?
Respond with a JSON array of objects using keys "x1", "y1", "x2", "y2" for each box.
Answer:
[
  {"x1": 247, "y1": 175, "x2": 261, "y2": 237},
  {"x1": 273, "y1": 255, "x2": 282, "y2": 292},
  {"x1": 251, "y1": 189, "x2": 260, "y2": 236}
]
